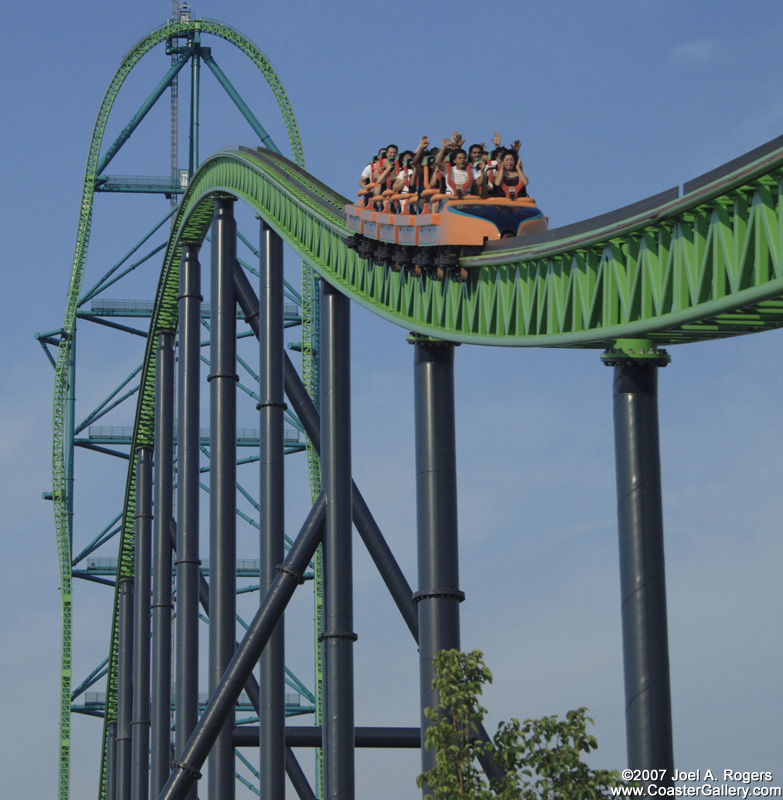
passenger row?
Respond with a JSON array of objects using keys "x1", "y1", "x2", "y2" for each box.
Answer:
[{"x1": 357, "y1": 131, "x2": 530, "y2": 213}]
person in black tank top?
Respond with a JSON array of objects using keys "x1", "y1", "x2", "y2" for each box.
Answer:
[{"x1": 493, "y1": 150, "x2": 529, "y2": 199}]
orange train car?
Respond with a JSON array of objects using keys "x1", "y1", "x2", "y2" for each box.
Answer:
[{"x1": 345, "y1": 194, "x2": 548, "y2": 280}]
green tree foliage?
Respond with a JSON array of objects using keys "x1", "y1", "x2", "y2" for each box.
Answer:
[{"x1": 417, "y1": 649, "x2": 628, "y2": 799}]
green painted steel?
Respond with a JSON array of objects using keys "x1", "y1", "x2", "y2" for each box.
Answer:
[
  {"x1": 96, "y1": 48, "x2": 193, "y2": 176},
  {"x1": 201, "y1": 51, "x2": 282, "y2": 155},
  {"x1": 49, "y1": 19, "x2": 305, "y2": 800},
  {"x1": 167, "y1": 144, "x2": 783, "y2": 348},
  {"x1": 101, "y1": 135, "x2": 783, "y2": 791},
  {"x1": 56, "y1": 19, "x2": 783, "y2": 798}
]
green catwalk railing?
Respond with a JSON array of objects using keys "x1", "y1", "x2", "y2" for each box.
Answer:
[{"x1": 102, "y1": 135, "x2": 783, "y2": 796}]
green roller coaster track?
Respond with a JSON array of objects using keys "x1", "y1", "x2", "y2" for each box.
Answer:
[
  {"x1": 95, "y1": 133, "x2": 783, "y2": 794},
  {"x1": 53, "y1": 16, "x2": 783, "y2": 799},
  {"x1": 171, "y1": 140, "x2": 783, "y2": 350},
  {"x1": 49, "y1": 18, "x2": 314, "y2": 800}
]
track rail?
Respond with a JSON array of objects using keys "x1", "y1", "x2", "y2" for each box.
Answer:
[
  {"x1": 105, "y1": 133, "x2": 783, "y2": 796},
  {"x1": 153, "y1": 139, "x2": 783, "y2": 349},
  {"x1": 64, "y1": 47, "x2": 782, "y2": 789},
  {"x1": 111, "y1": 135, "x2": 783, "y2": 747}
]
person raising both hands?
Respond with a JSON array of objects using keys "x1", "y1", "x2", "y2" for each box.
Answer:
[{"x1": 433, "y1": 131, "x2": 484, "y2": 202}]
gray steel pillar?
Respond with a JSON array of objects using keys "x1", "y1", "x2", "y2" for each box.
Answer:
[
  {"x1": 175, "y1": 244, "x2": 201, "y2": 800},
  {"x1": 116, "y1": 577, "x2": 134, "y2": 800},
  {"x1": 106, "y1": 721, "x2": 118, "y2": 800},
  {"x1": 131, "y1": 447, "x2": 153, "y2": 800},
  {"x1": 188, "y1": 46, "x2": 200, "y2": 178},
  {"x1": 258, "y1": 221, "x2": 286, "y2": 798},
  {"x1": 604, "y1": 341, "x2": 674, "y2": 788},
  {"x1": 233, "y1": 264, "x2": 421, "y2": 639},
  {"x1": 233, "y1": 268, "x2": 504, "y2": 781},
  {"x1": 320, "y1": 281, "x2": 356, "y2": 800},
  {"x1": 208, "y1": 197, "x2": 238, "y2": 800},
  {"x1": 151, "y1": 332, "x2": 175, "y2": 796},
  {"x1": 412, "y1": 339, "x2": 463, "y2": 783}
]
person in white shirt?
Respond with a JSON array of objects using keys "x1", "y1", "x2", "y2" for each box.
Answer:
[
  {"x1": 433, "y1": 131, "x2": 484, "y2": 207},
  {"x1": 358, "y1": 145, "x2": 399, "y2": 194}
]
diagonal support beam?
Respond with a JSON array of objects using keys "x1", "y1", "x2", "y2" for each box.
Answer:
[
  {"x1": 285, "y1": 749, "x2": 317, "y2": 800},
  {"x1": 97, "y1": 49, "x2": 192, "y2": 175},
  {"x1": 158, "y1": 494, "x2": 326, "y2": 800},
  {"x1": 201, "y1": 51, "x2": 281, "y2": 154},
  {"x1": 234, "y1": 264, "x2": 419, "y2": 638},
  {"x1": 234, "y1": 264, "x2": 503, "y2": 783}
]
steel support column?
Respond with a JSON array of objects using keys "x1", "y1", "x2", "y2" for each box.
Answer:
[
  {"x1": 413, "y1": 340, "x2": 463, "y2": 783},
  {"x1": 234, "y1": 266, "x2": 419, "y2": 638},
  {"x1": 233, "y1": 268, "x2": 505, "y2": 781},
  {"x1": 605, "y1": 342, "x2": 674, "y2": 788},
  {"x1": 208, "y1": 197, "x2": 238, "y2": 800},
  {"x1": 320, "y1": 281, "x2": 355, "y2": 800},
  {"x1": 258, "y1": 221, "x2": 286, "y2": 798},
  {"x1": 131, "y1": 447, "x2": 153, "y2": 800},
  {"x1": 188, "y1": 43, "x2": 200, "y2": 178},
  {"x1": 151, "y1": 332, "x2": 175, "y2": 796},
  {"x1": 175, "y1": 244, "x2": 201, "y2": 800},
  {"x1": 116, "y1": 578, "x2": 134, "y2": 800},
  {"x1": 105, "y1": 721, "x2": 118, "y2": 800}
]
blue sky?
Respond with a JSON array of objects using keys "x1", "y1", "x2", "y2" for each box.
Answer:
[{"x1": 1, "y1": 1, "x2": 781, "y2": 798}]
